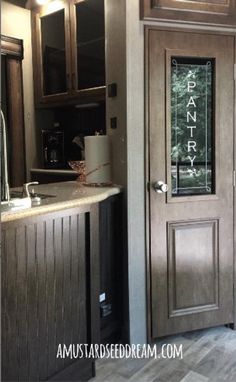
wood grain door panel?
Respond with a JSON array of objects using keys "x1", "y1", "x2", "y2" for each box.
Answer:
[
  {"x1": 146, "y1": 29, "x2": 235, "y2": 338},
  {"x1": 168, "y1": 219, "x2": 219, "y2": 316},
  {"x1": 141, "y1": 0, "x2": 236, "y2": 26}
]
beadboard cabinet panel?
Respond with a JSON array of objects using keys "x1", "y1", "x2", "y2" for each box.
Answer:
[
  {"x1": 141, "y1": 0, "x2": 236, "y2": 27},
  {"x1": 2, "y1": 194, "x2": 124, "y2": 381},
  {"x1": 2, "y1": 206, "x2": 97, "y2": 381}
]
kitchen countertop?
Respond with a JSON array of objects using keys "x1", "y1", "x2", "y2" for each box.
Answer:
[{"x1": 1, "y1": 181, "x2": 121, "y2": 223}]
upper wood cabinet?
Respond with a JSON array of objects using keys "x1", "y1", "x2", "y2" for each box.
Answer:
[
  {"x1": 141, "y1": 0, "x2": 236, "y2": 27},
  {"x1": 70, "y1": 0, "x2": 105, "y2": 94},
  {"x1": 31, "y1": 0, "x2": 105, "y2": 106}
]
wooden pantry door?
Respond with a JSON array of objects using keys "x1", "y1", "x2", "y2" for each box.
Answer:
[{"x1": 146, "y1": 29, "x2": 235, "y2": 338}]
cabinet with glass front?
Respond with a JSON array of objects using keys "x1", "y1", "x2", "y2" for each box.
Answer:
[{"x1": 31, "y1": 0, "x2": 105, "y2": 106}]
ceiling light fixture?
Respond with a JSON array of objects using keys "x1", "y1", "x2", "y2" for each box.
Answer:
[
  {"x1": 36, "y1": 0, "x2": 48, "y2": 5},
  {"x1": 47, "y1": 0, "x2": 64, "y2": 12}
]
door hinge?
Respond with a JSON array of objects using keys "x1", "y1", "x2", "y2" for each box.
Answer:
[{"x1": 233, "y1": 170, "x2": 236, "y2": 187}]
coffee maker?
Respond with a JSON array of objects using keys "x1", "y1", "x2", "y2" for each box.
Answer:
[{"x1": 42, "y1": 130, "x2": 64, "y2": 169}]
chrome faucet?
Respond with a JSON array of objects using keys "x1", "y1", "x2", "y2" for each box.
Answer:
[
  {"x1": 22, "y1": 182, "x2": 39, "y2": 198},
  {"x1": 1, "y1": 109, "x2": 10, "y2": 204},
  {"x1": 1, "y1": 110, "x2": 41, "y2": 209}
]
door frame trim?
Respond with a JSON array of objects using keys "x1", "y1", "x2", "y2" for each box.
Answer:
[
  {"x1": 1, "y1": 35, "x2": 26, "y2": 187},
  {"x1": 145, "y1": 25, "x2": 236, "y2": 342},
  {"x1": 233, "y1": 37, "x2": 236, "y2": 332}
]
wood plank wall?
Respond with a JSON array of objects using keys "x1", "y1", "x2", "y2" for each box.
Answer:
[{"x1": 2, "y1": 207, "x2": 94, "y2": 381}]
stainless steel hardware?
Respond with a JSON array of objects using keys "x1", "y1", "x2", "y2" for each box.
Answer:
[
  {"x1": 23, "y1": 182, "x2": 39, "y2": 198},
  {"x1": 153, "y1": 181, "x2": 169, "y2": 193},
  {"x1": 1, "y1": 109, "x2": 10, "y2": 203}
]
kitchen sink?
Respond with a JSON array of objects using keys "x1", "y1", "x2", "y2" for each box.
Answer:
[
  {"x1": 1, "y1": 191, "x2": 57, "y2": 212},
  {"x1": 10, "y1": 191, "x2": 56, "y2": 199}
]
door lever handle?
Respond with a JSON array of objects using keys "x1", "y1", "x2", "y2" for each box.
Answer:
[{"x1": 153, "y1": 181, "x2": 168, "y2": 193}]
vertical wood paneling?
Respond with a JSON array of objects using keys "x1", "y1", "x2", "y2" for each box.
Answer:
[
  {"x1": 54, "y1": 217, "x2": 65, "y2": 373},
  {"x1": 90, "y1": 205, "x2": 100, "y2": 345},
  {"x1": 46, "y1": 219, "x2": 57, "y2": 378},
  {"x1": 16, "y1": 226, "x2": 28, "y2": 381},
  {"x1": 70, "y1": 214, "x2": 79, "y2": 346},
  {"x1": 27, "y1": 224, "x2": 39, "y2": 381},
  {"x1": 1, "y1": 230, "x2": 8, "y2": 379},
  {"x1": 5, "y1": 227, "x2": 18, "y2": 381},
  {"x1": 77, "y1": 213, "x2": 87, "y2": 345},
  {"x1": 106, "y1": 203, "x2": 113, "y2": 306},
  {"x1": 100, "y1": 203, "x2": 108, "y2": 297},
  {"x1": 37, "y1": 221, "x2": 48, "y2": 381},
  {"x1": 2, "y1": 205, "x2": 98, "y2": 381},
  {"x1": 62, "y1": 215, "x2": 72, "y2": 368}
]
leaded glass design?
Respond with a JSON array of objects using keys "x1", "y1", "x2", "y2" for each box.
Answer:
[{"x1": 171, "y1": 57, "x2": 215, "y2": 196}]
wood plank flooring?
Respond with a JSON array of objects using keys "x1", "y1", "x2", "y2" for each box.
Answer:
[{"x1": 93, "y1": 326, "x2": 236, "y2": 382}]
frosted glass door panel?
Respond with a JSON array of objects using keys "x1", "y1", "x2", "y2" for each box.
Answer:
[{"x1": 171, "y1": 57, "x2": 215, "y2": 196}]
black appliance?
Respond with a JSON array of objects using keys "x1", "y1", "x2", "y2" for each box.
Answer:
[{"x1": 42, "y1": 130, "x2": 64, "y2": 169}]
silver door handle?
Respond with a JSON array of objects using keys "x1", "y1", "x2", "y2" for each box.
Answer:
[{"x1": 153, "y1": 181, "x2": 168, "y2": 193}]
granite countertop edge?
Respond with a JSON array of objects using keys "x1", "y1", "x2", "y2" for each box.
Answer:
[{"x1": 1, "y1": 182, "x2": 122, "y2": 223}]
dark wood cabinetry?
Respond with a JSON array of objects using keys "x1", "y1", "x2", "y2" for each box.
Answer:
[
  {"x1": 31, "y1": 0, "x2": 105, "y2": 107},
  {"x1": 31, "y1": 1, "x2": 71, "y2": 105},
  {"x1": 31, "y1": 169, "x2": 78, "y2": 183},
  {"x1": 1, "y1": 35, "x2": 26, "y2": 187},
  {"x1": 141, "y1": 0, "x2": 236, "y2": 27},
  {"x1": 70, "y1": 0, "x2": 106, "y2": 95},
  {"x1": 99, "y1": 195, "x2": 124, "y2": 344},
  {"x1": 2, "y1": 194, "x2": 123, "y2": 380},
  {"x1": 2, "y1": 205, "x2": 98, "y2": 381}
]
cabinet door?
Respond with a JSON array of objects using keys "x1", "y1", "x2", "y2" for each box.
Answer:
[
  {"x1": 70, "y1": 0, "x2": 106, "y2": 102},
  {"x1": 32, "y1": 1, "x2": 72, "y2": 104},
  {"x1": 141, "y1": 0, "x2": 236, "y2": 26}
]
